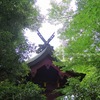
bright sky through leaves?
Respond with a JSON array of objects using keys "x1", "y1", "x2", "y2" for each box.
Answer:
[
  {"x1": 24, "y1": 0, "x2": 64, "y2": 49},
  {"x1": 24, "y1": 0, "x2": 76, "y2": 49}
]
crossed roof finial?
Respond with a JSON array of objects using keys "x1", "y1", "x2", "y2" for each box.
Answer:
[
  {"x1": 37, "y1": 30, "x2": 55, "y2": 45},
  {"x1": 36, "y1": 30, "x2": 55, "y2": 53}
]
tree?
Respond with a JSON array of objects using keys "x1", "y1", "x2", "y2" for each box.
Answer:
[
  {"x1": 49, "y1": 0, "x2": 100, "y2": 99},
  {"x1": 0, "y1": 81, "x2": 46, "y2": 100},
  {"x1": 0, "y1": 0, "x2": 41, "y2": 81},
  {"x1": 0, "y1": 0, "x2": 46, "y2": 99},
  {"x1": 48, "y1": 0, "x2": 74, "y2": 32}
]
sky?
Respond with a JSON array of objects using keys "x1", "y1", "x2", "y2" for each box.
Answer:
[
  {"x1": 24, "y1": 23, "x2": 62, "y2": 49},
  {"x1": 24, "y1": 0, "x2": 63, "y2": 49},
  {"x1": 24, "y1": 0, "x2": 76, "y2": 50}
]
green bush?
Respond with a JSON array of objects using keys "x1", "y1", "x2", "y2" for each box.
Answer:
[
  {"x1": 58, "y1": 77, "x2": 100, "y2": 100},
  {"x1": 0, "y1": 80, "x2": 46, "y2": 100}
]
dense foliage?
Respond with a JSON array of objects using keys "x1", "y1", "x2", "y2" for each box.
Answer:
[
  {"x1": 0, "y1": 0, "x2": 40, "y2": 81},
  {"x1": 0, "y1": 0, "x2": 45, "y2": 99},
  {"x1": 49, "y1": 0, "x2": 100, "y2": 99},
  {"x1": 0, "y1": 81, "x2": 46, "y2": 100}
]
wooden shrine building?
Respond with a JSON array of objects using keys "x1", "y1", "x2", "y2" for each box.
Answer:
[{"x1": 27, "y1": 31, "x2": 85, "y2": 100}]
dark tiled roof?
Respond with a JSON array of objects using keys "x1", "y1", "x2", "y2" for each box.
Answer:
[{"x1": 27, "y1": 46, "x2": 53, "y2": 67}]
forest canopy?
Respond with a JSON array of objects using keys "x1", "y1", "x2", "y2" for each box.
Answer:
[
  {"x1": 0, "y1": 0, "x2": 45, "y2": 99},
  {"x1": 49, "y1": 0, "x2": 100, "y2": 99},
  {"x1": 0, "y1": 0, "x2": 100, "y2": 100}
]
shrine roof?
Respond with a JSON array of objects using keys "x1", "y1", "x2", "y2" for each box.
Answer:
[{"x1": 27, "y1": 46, "x2": 53, "y2": 67}]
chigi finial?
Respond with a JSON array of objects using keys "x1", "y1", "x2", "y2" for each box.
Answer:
[{"x1": 36, "y1": 30, "x2": 55, "y2": 53}]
